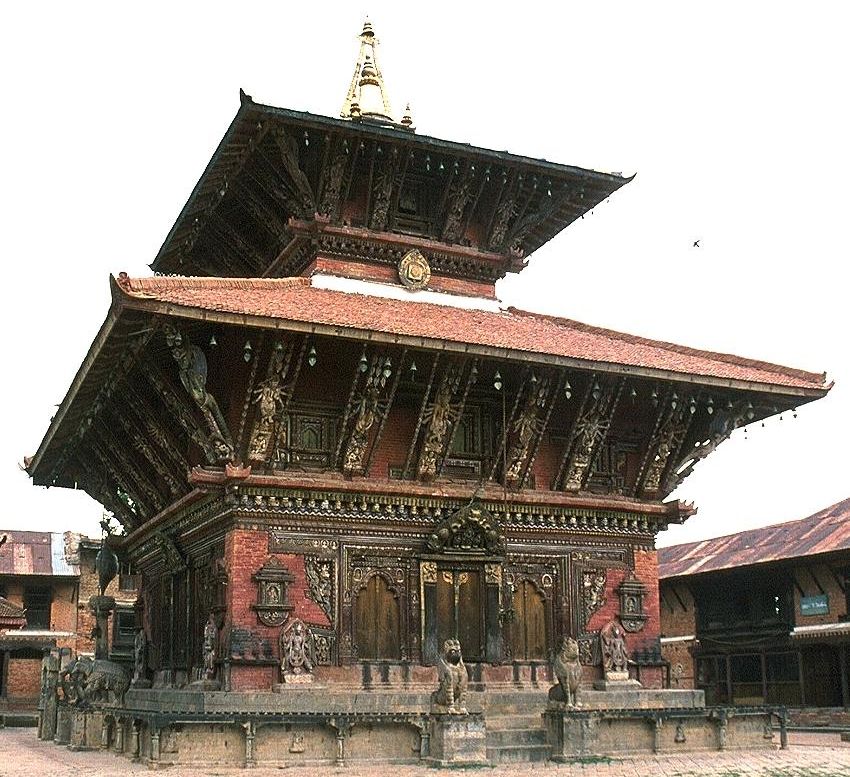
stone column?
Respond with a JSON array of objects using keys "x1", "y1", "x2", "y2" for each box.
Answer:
[
  {"x1": 130, "y1": 721, "x2": 141, "y2": 762},
  {"x1": 150, "y1": 725, "x2": 161, "y2": 763},
  {"x1": 88, "y1": 595, "x2": 117, "y2": 660},
  {"x1": 243, "y1": 721, "x2": 256, "y2": 768},
  {"x1": 114, "y1": 718, "x2": 125, "y2": 753}
]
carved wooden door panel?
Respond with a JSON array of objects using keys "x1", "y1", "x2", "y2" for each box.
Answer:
[
  {"x1": 354, "y1": 574, "x2": 401, "y2": 660},
  {"x1": 510, "y1": 579, "x2": 547, "y2": 660},
  {"x1": 434, "y1": 568, "x2": 484, "y2": 661}
]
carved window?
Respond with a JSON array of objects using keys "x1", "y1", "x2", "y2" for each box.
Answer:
[
  {"x1": 394, "y1": 175, "x2": 433, "y2": 235},
  {"x1": 588, "y1": 439, "x2": 635, "y2": 494},
  {"x1": 444, "y1": 405, "x2": 494, "y2": 479},
  {"x1": 287, "y1": 408, "x2": 338, "y2": 469}
]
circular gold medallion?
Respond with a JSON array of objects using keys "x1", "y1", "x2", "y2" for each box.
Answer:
[{"x1": 398, "y1": 249, "x2": 431, "y2": 290}]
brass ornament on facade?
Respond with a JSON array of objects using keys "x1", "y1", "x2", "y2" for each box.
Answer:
[{"x1": 398, "y1": 249, "x2": 431, "y2": 290}]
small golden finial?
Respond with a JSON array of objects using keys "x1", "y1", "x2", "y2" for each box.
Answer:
[{"x1": 401, "y1": 103, "x2": 415, "y2": 131}]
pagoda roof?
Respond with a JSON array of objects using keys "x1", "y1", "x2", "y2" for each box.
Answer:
[
  {"x1": 658, "y1": 497, "x2": 850, "y2": 579},
  {"x1": 150, "y1": 94, "x2": 631, "y2": 278},
  {"x1": 114, "y1": 274, "x2": 828, "y2": 394}
]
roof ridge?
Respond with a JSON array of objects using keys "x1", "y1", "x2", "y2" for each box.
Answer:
[
  {"x1": 506, "y1": 306, "x2": 827, "y2": 387},
  {"x1": 117, "y1": 274, "x2": 310, "y2": 295}
]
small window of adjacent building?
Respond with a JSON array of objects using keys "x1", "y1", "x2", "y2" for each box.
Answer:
[
  {"x1": 119, "y1": 561, "x2": 140, "y2": 592},
  {"x1": 23, "y1": 585, "x2": 52, "y2": 629},
  {"x1": 111, "y1": 606, "x2": 137, "y2": 659}
]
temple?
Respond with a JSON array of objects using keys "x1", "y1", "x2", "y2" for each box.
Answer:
[{"x1": 25, "y1": 21, "x2": 831, "y2": 766}]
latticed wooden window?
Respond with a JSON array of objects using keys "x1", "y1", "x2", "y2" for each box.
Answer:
[{"x1": 23, "y1": 585, "x2": 51, "y2": 629}]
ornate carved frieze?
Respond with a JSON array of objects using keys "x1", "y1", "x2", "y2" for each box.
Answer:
[
  {"x1": 247, "y1": 339, "x2": 299, "y2": 466},
  {"x1": 251, "y1": 557, "x2": 296, "y2": 627},
  {"x1": 126, "y1": 382, "x2": 190, "y2": 475},
  {"x1": 425, "y1": 501, "x2": 505, "y2": 556},
  {"x1": 162, "y1": 325, "x2": 234, "y2": 462},
  {"x1": 556, "y1": 376, "x2": 623, "y2": 492},
  {"x1": 581, "y1": 568, "x2": 607, "y2": 630},
  {"x1": 504, "y1": 374, "x2": 554, "y2": 489},
  {"x1": 420, "y1": 560, "x2": 438, "y2": 584},
  {"x1": 305, "y1": 557, "x2": 334, "y2": 623},
  {"x1": 156, "y1": 532, "x2": 187, "y2": 574},
  {"x1": 269, "y1": 533, "x2": 338, "y2": 557}
]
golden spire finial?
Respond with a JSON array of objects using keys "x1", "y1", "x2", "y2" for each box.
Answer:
[
  {"x1": 400, "y1": 103, "x2": 415, "y2": 132},
  {"x1": 341, "y1": 18, "x2": 407, "y2": 129}
]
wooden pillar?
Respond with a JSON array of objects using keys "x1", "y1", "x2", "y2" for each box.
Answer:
[
  {"x1": 840, "y1": 644, "x2": 850, "y2": 709},
  {"x1": 798, "y1": 649, "x2": 806, "y2": 706},
  {"x1": 724, "y1": 655, "x2": 732, "y2": 704},
  {"x1": 760, "y1": 651, "x2": 768, "y2": 704}
]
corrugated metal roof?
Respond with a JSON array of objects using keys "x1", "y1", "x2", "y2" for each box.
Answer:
[
  {"x1": 658, "y1": 497, "x2": 850, "y2": 579},
  {"x1": 0, "y1": 530, "x2": 80, "y2": 577}
]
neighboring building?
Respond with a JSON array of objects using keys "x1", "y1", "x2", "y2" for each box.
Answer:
[
  {"x1": 0, "y1": 530, "x2": 137, "y2": 711},
  {"x1": 660, "y1": 497, "x2": 850, "y2": 711},
  {"x1": 21, "y1": 21, "x2": 831, "y2": 766}
]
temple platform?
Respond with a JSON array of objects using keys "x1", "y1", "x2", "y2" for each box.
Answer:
[{"x1": 58, "y1": 685, "x2": 787, "y2": 767}]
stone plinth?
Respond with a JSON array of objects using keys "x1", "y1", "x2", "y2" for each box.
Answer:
[
  {"x1": 188, "y1": 679, "x2": 221, "y2": 691},
  {"x1": 546, "y1": 706, "x2": 779, "y2": 759},
  {"x1": 54, "y1": 703, "x2": 72, "y2": 745},
  {"x1": 579, "y1": 687, "x2": 705, "y2": 710},
  {"x1": 68, "y1": 709, "x2": 103, "y2": 750},
  {"x1": 428, "y1": 713, "x2": 487, "y2": 767}
]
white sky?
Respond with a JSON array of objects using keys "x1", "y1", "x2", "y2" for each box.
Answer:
[{"x1": 2, "y1": 2, "x2": 847, "y2": 546}]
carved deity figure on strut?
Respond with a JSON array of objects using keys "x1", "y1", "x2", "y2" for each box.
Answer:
[
  {"x1": 202, "y1": 613, "x2": 218, "y2": 679},
  {"x1": 280, "y1": 618, "x2": 315, "y2": 682}
]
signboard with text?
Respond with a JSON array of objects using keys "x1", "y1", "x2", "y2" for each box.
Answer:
[{"x1": 800, "y1": 594, "x2": 829, "y2": 616}]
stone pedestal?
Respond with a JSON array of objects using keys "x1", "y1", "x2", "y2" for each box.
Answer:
[
  {"x1": 593, "y1": 670, "x2": 641, "y2": 690},
  {"x1": 428, "y1": 713, "x2": 487, "y2": 767},
  {"x1": 54, "y1": 703, "x2": 72, "y2": 745}
]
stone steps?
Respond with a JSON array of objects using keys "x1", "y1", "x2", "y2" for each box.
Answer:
[{"x1": 486, "y1": 711, "x2": 550, "y2": 764}]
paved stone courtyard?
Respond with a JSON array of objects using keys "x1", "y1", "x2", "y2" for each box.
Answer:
[{"x1": 2, "y1": 728, "x2": 850, "y2": 776}]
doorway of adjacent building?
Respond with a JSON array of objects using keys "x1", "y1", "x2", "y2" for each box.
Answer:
[{"x1": 803, "y1": 645, "x2": 843, "y2": 707}]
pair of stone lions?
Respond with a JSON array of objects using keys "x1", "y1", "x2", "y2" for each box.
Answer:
[{"x1": 432, "y1": 638, "x2": 469, "y2": 714}]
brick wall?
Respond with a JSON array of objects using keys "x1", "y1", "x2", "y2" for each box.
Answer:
[
  {"x1": 659, "y1": 581, "x2": 696, "y2": 637},
  {"x1": 225, "y1": 528, "x2": 331, "y2": 690},
  {"x1": 5, "y1": 657, "x2": 41, "y2": 699}
]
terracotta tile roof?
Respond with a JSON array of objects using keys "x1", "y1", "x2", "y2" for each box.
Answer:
[
  {"x1": 658, "y1": 497, "x2": 850, "y2": 578},
  {"x1": 0, "y1": 596, "x2": 26, "y2": 628},
  {"x1": 115, "y1": 274, "x2": 828, "y2": 392}
]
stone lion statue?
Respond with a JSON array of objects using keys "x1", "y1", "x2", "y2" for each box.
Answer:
[
  {"x1": 432, "y1": 638, "x2": 469, "y2": 714},
  {"x1": 549, "y1": 636, "x2": 583, "y2": 707}
]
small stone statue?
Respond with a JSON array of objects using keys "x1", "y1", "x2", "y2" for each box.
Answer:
[
  {"x1": 549, "y1": 636, "x2": 583, "y2": 707},
  {"x1": 280, "y1": 618, "x2": 315, "y2": 682},
  {"x1": 601, "y1": 623, "x2": 628, "y2": 674},
  {"x1": 202, "y1": 613, "x2": 218, "y2": 679},
  {"x1": 432, "y1": 639, "x2": 469, "y2": 714},
  {"x1": 132, "y1": 629, "x2": 148, "y2": 686}
]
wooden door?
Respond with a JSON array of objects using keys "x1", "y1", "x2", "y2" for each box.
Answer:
[
  {"x1": 510, "y1": 579, "x2": 547, "y2": 660},
  {"x1": 434, "y1": 568, "x2": 484, "y2": 660},
  {"x1": 354, "y1": 574, "x2": 401, "y2": 659},
  {"x1": 803, "y1": 645, "x2": 842, "y2": 707}
]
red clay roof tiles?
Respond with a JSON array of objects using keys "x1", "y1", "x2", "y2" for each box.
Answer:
[{"x1": 116, "y1": 275, "x2": 827, "y2": 392}]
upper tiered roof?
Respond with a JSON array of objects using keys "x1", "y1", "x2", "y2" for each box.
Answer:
[{"x1": 150, "y1": 22, "x2": 630, "y2": 285}]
